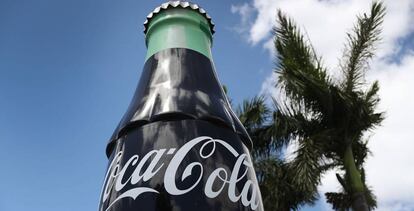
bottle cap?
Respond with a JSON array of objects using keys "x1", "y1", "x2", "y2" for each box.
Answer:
[{"x1": 143, "y1": 1, "x2": 215, "y2": 35}]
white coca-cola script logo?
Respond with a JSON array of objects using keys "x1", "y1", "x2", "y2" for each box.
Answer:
[{"x1": 100, "y1": 136, "x2": 261, "y2": 211}]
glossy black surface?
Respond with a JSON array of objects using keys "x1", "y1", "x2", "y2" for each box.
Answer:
[
  {"x1": 100, "y1": 120, "x2": 263, "y2": 211},
  {"x1": 106, "y1": 48, "x2": 251, "y2": 156},
  {"x1": 100, "y1": 49, "x2": 263, "y2": 211}
]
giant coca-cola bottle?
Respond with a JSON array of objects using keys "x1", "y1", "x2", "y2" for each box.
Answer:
[{"x1": 99, "y1": 1, "x2": 264, "y2": 211}]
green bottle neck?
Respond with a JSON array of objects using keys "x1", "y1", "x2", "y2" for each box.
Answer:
[{"x1": 145, "y1": 8, "x2": 213, "y2": 61}]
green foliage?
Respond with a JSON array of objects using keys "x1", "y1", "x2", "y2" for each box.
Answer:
[
  {"x1": 342, "y1": 3, "x2": 386, "y2": 92},
  {"x1": 237, "y1": 96, "x2": 312, "y2": 210},
  {"x1": 325, "y1": 170, "x2": 377, "y2": 210},
  {"x1": 237, "y1": 2, "x2": 386, "y2": 210}
]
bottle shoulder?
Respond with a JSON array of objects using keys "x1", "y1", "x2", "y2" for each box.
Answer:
[{"x1": 106, "y1": 49, "x2": 252, "y2": 157}]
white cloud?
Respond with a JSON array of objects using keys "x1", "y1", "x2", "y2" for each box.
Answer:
[
  {"x1": 365, "y1": 54, "x2": 414, "y2": 208},
  {"x1": 230, "y1": 3, "x2": 255, "y2": 35},
  {"x1": 234, "y1": 0, "x2": 414, "y2": 66},
  {"x1": 259, "y1": 71, "x2": 277, "y2": 97},
  {"x1": 233, "y1": 0, "x2": 414, "y2": 210}
]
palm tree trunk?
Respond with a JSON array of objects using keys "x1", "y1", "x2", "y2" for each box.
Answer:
[{"x1": 343, "y1": 145, "x2": 369, "y2": 211}]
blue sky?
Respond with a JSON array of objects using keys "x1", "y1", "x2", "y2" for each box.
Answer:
[
  {"x1": 1, "y1": 0, "x2": 413, "y2": 211},
  {"x1": 0, "y1": 0, "x2": 274, "y2": 210}
]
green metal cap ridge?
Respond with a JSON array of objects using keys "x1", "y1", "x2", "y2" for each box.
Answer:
[{"x1": 143, "y1": 1, "x2": 214, "y2": 60}]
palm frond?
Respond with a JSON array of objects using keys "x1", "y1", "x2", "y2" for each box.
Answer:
[
  {"x1": 237, "y1": 95, "x2": 270, "y2": 129},
  {"x1": 255, "y1": 157, "x2": 302, "y2": 210},
  {"x1": 362, "y1": 80, "x2": 385, "y2": 130},
  {"x1": 365, "y1": 81, "x2": 380, "y2": 104},
  {"x1": 325, "y1": 168, "x2": 377, "y2": 210},
  {"x1": 288, "y1": 137, "x2": 323, "y2": 203},
  {"x1": 274, "y1": 10, "x2": 333, "y2": 117},
  {"x1": 237, "y1": 96, "x2": 277, "y2": 156},
  {"x1": 341, "y1": 2, "x2": 385, "y2": 92},
  {"x1": 325, "y1": 192, "x2": 351, "y2": 211},
  {"x1": 347, "y1": 80, "x2": 385, "y2": 134}
]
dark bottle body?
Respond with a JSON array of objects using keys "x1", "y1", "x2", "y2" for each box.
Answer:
[{"x1": 99, "y1": 49, "x2": 264, "y2": 211}]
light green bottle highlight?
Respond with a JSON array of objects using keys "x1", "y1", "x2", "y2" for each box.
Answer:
[{"x1": 144, "y1": 8, "x2": 213, "y2": 61}]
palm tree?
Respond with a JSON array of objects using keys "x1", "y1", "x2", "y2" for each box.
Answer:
[
  {"x1": 238, "y1": 2, "x2": 385, "y2": 210},
  {"x1": 237, "y1": 96, "x2": 309, "y2": 210}
]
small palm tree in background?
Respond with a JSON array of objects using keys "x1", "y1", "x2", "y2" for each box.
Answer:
[
  {"x1": 237, "y1": 96, "x2": 302, "y2": 210},
  {"x1": 238, "y1": 2, "x2": 386, "y2": 210}
]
